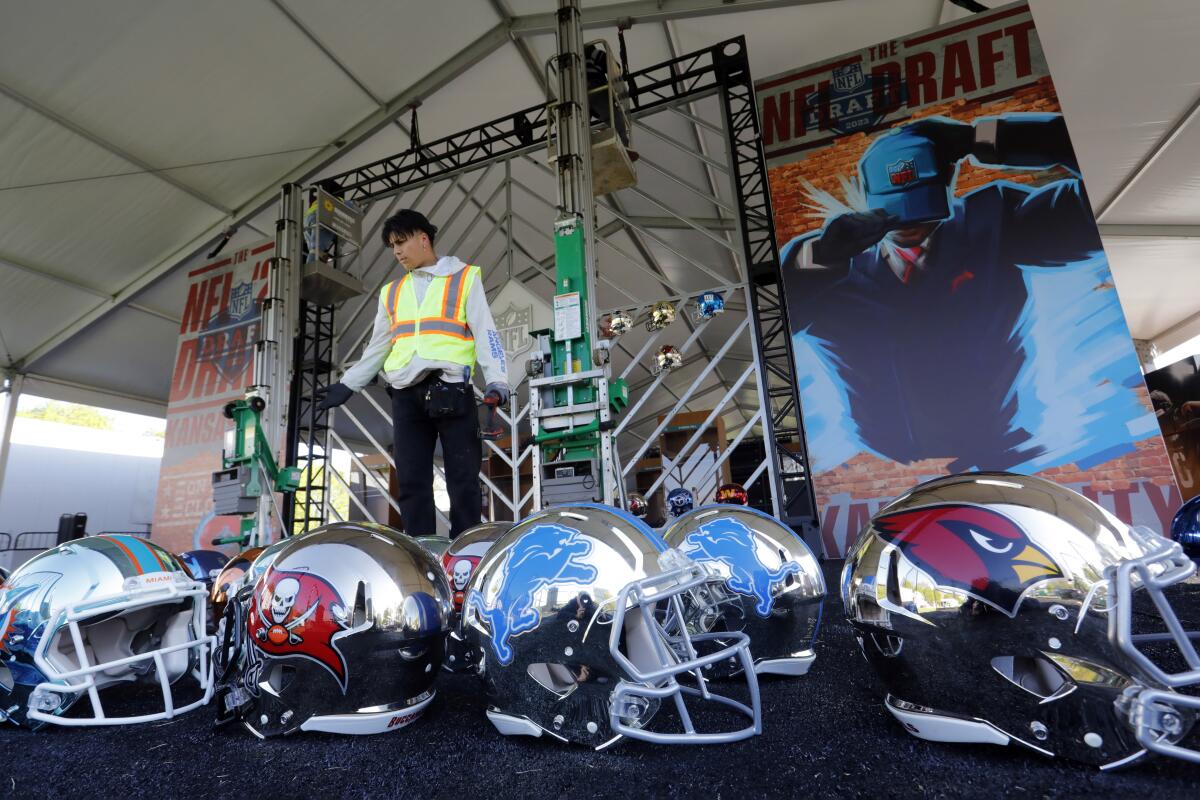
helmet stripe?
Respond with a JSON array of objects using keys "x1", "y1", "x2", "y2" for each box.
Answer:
[
  {"x1": 122, "y1": 536, "x2": 174, "y2": 573},
  {"x1": 95, "y1": 535, "x2": 144, "y2": 575}
]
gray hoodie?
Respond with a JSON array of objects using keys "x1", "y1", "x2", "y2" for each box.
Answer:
[{"x1": 340, "y1": 256, "x2": 509, "y2": 392}]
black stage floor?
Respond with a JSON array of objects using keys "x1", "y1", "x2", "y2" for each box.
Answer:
[{"x1": 2, "y1": 562, "x2": 1197, "y2": 800}]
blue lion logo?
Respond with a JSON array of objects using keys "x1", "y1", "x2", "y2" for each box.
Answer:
[
  {"x1": 683, "y1": 518, "x2": 800, "y2": 617},
  {"x1": 466, "y1": 523, "x2": 598, "y2": 666}
]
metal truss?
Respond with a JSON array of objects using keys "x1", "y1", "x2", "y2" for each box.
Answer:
[
  {"x1": 284, "y1": 299, "x2": 335, "y2": 534},
  {"x1": 310, "y1": 35, "x2": 818, "y2": 542}
]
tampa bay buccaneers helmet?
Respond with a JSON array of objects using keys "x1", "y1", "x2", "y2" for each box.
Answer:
[
  {"x1": 663, "y1": 505, "x2": 825, "y2": 677},
  {"x1": 463, "y1": 504, "x2": 762, "y2": 748},
  {"x1": 214, "y1": 522, "x2": 452, "y2": 736},
  {"x1": 843, "y1": 471, "x2": 1200, "y2": 768},
  {"x1": 0, "y1": 535, "x2": 214, "y2": 728},
  {"x1": 442, "y1": 521, "x2": 514, "y2": 672}
]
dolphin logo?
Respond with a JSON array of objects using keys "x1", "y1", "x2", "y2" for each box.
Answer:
[
  {"x1": 467, "y1": 523, "x2": 597, "y2": 666},
  {"x1": 682, "y1": 518, "x2": 800, "y2": 617}
]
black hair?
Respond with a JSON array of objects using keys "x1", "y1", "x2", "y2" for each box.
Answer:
[{"x1": 381, "y1": 209, "x2": 438, "y2": 247}]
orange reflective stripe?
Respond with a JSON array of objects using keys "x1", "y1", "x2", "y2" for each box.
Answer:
[
  {"x1": 442, "y1": 269, "x2": 467, "y2": 319},
  {"x1": 98, "y1": 535, "x2": 144, "y2": 576}
]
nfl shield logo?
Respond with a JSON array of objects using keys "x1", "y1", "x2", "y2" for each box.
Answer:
[
  {"x1": 887, "y1": 158, "x2": 917, "y2": 187},
  {"x1": 228, "y1": 281, "x2": 254, "y2": 320},
  {"x1": 831, "y1": 63, "x2": 865, "y2": 93},
  {"x1": 495, "y1": 302, "x2": 533, "y2": 360}
]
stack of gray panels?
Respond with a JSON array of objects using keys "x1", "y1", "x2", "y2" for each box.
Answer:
[{"x1": 211, "y1": 466, "x2": 257, "y2": 515}]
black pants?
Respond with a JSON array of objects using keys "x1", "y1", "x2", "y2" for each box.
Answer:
[{"x1": 390, "y1": 377, "x2": 482, "y2": 538}]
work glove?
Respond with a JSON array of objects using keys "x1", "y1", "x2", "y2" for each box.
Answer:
[
  {"x1": 315, "y1": 382, "x2": 354, "y2": 411},
  {"x1": 484, "y1": 382, "x2": 510, "y2": 406},
  {"x1": 811, "y1": 209, "x2": 899, "y2": 264}
]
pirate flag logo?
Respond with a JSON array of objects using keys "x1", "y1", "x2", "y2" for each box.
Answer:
[
  {"x1": 248, "y1": 568, "x2": 352, "y2": 689},
  {"x1": 874, "y1": 504, "x2": 1064, "y2": 617}
]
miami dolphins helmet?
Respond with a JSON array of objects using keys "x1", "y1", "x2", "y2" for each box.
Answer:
[
  {"x1": 213, "y1": 522, "x2": 452, "y2": 737},
  {"x1": 0, "y1": 535, "x2": 214, "y2": 728},
  {"x1": 463, "y1": 504, "x2": 762, "y2": 748},
  {"x1": 663, "y1": 505, "x2": 825, "y2": 677},
  {"x1": 842, "y1": 471, "x2": 1200, "y2": 769}
]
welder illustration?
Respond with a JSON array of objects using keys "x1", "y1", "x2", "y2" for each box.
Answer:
[{"x1": 780, "y1": 113, "x2": 1140, "y2": 472}]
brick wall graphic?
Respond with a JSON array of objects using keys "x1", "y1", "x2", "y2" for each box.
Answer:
[{"x1": 757, "y1": 4, "x2": 1175, "y2": 556}]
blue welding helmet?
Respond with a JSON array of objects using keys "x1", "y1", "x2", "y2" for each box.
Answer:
[{"x1": 860, "y1": 128, "x2": 951, "y2": 225}]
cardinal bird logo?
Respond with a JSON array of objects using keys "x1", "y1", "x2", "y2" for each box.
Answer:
[
  {"x1": 873, "y1": 504, "x2": 1064, "y2": 617},
  {"x1": 248, "y1": 568, "x2": 352, "y2": 689}
]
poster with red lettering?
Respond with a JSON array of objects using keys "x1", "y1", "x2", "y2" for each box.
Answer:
[
  {"x1": 758, "y1": 2, "x2": 1178, "y2": 557},
  {"x1": 151, "y1": 241, "x2": 275, "y2": 556}
]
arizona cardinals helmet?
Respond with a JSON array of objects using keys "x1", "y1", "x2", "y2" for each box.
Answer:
[
  {"x1": 213, "y1": 522, "x2": 451, "y2": 736},
  {"x1": 463, "y1": 504, "x2": 762, "y2": 748},
  {"x1": 663, "y1": 505, "x2": 825, "y2": 677},
  {"x1": 842, "y1": 471, "x2": 1200, "y2": 768}
]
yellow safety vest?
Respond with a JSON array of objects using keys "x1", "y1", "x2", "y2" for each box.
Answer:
[{"x1": 381, "y1": 266, "x2": 479, "y2": 373}]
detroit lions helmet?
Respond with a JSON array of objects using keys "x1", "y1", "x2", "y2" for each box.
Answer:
[
  {"x1": 663, "y1": 506, "x2": 825, "y2": 677},
  {"x1": 463, "y1": 504, "x2": 762, "y2": 748},
  {"x1": 842, "y1": 471, "x2": 1200, "y2": 768},
  {"x1": 0, "y1": 535, "x2": 214, "y2": 728},
  {"x1": 213, "y1": 522, "x2": 452, "y2": 736},
  {"x1": 442, "y1": 521, "x2": 514, "y2": 672}
]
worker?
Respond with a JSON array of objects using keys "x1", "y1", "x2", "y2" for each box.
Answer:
[{"x1": 316, "y1": 210, "x2": 509, "y2": 538}]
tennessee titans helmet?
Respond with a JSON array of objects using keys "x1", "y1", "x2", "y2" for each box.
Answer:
[
  {"x1": 667, "y1": 487, "x2": 694, "y2": 517},
  {"x1": 843, "y1": 471, "x2": 1200, "y2": 768},
  {"x1": 177, "y1": 549, "x2": 229, "y2": 589},
  {"x1": 860, "y1": 125, "x2": 951, "y2": 225},
  {"x1": 663, "y1": 506, "x2": 825, "y2": 677},
  {"x1": 463, "y1": 504, "x2": 762, "y2": 748},
  {"x1": 1170, "y1": 494, "x2": 1200, "y2": 559}
]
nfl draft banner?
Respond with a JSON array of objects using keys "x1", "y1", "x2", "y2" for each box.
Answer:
[
  {"x1": 759, "y1": 2, "x2": 1177, "y2": 557},
  {"x1": 151, "y1": 241, "x2": 274, "y2": 556}
]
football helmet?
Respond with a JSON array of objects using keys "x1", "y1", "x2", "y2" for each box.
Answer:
[
  {"x1": 667, "y1": 487, "x2": 694, "y2": 517},
  {"x1": 415, "y1": 535, "x2": 453, "y2": 559},
  {"x1": 606, "y1": 310, "x2": 634, "y2": 337},
  {"x1": 715, "y1": 483, "x2": 748, "y2": 505},
  {"x1": 842, "y1": 471, "x2": 1200, "y2": 768},
  {"x1": 178, "y1": 549, "x2": 228, "y2": 589},
  {"x1": 663, "y1": 505, "x2": 825, "y2": 676},
  {"x1": 646, "y1": 301, "x2": 676, "y2": 332},
  {"x1": 463, "y1": 504, "x2": 762, "y2": 748},
  {"x1": 1169, "y1": 494, "x2": 1200, "y2": 559},
  {"x1": 0, "y1": 535, "x2": 214, "y2": 728},
  {"x1": 653, "y1": 345, "x2": 683, "y2": 375},
  {"x1": 210, "y1": 546, "x2": 264, "y2": 624},
  {"x1": 627, "y1": 493, "x2": 649, "y2": 518},
  {"x1": 442, "y1": 521, "x2": 514, "y2": 672},
  {"x1": 213, "y1": 522, "x2": 451, "y2": 736},
  {"x1": 693, "y1": 291, "x2": 725, "y2": 321}
]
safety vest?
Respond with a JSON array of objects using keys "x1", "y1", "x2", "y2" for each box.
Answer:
[{"x1": 381, "y1": 265, "x2": 479, "y2": 373}]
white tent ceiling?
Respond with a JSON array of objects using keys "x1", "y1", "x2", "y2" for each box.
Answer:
[{"x1": 2, "y1": 0, "x2": 1199, "y2": 420}]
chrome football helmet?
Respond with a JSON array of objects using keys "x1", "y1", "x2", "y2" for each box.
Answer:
[
  {"x1": 0, "y1": 535, "x2": 214, "y2": 728},
  {"x1": 842, "y1": 471, "x2": 1200, "y2": 769},
  {"x1": 213, "y1": 522, "x2": 452, "y2": 736},
  {"x1": 463, "y1": 504, "x2": 762, "y2": 749},
  {"x1": 663, "y1": 505, "x2": 825, "y2": 677},
  {"x1": 646, "y1": 301, "x2": 676, "y2": 332},
  {"x1": 442, "y1": 521, "x2": 514, "y2": 672}
]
